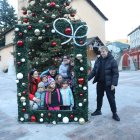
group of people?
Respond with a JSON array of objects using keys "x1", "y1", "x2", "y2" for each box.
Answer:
[
  {"x1": 28, "y1": 56, "x2": 75, "y2": 111},
  {"x1": 28, "y1": 46, "x2": 120, "y2": 122}
]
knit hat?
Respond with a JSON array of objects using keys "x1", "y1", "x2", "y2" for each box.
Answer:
[
  {"x1": 47, "y1": 78, "x2": 55, "y2": 86},
  {"x1": 38, "y1": 82, "x2": 45, "y2": 88},
  {"x1": 40, "y1": 74, "x2": 47, "y2": 80}
]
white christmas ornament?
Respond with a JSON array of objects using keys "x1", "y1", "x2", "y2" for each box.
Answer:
[
  {"x1": 20, "y1": 117, "x2": 24, "y2": 122},
  {"x1": 46, "y1": 3, "x2": 50, "y2": 6},
  {"x1": 74, "y1": 117, "x2": 78, "y2": 121},
  {"x1": 80, "y1": 59, "x2": 83, "y2": 63},
  {"x1": 38, "y1": 36, "x2": 43, "y2": 40},
  {"x1": 27, "y1": 10, "x2": 32, "y2": 15},
  {"x1": 83, "y1": 86, "x2": 87, "y2": 90},
  {"x1": 67, "y1": 0, "x2": 72, "y2": 2},
  {"x1": 79, "y1": 84, "x2": 82, "y2": 87},
  {"x1": 17, "y1": 73, "x2": 23, "y2": 79},
  {"x1": 34, "y1": 29, "x2": 41, "y2": 36},
  {"x1": 63, "y1": 117, "x2": 69, "y2": 124},
  {"x1": 15, "y1": 28, "x2": 19, "y2": 32},
  {"x1": 80, "y1": 67, "x2": 84, "y2": 71},
  {"x1": 20, "y1": 96, "x2": 26, "y2": 102},
  {"x1": 41, "y1": 113, "x2": 44, "y2": 117},
  {"x1": 18, "y1": 21, "x2": 22, "y2": 24},
  {"x1": 23, "y1": 102, "x2": 26, "y2": 106},
  {"x1": 29, "y1": 0, "x2": 35, "y2": 6},
  {"x1": 16, "y1": 79, "x2": 19, "y2": 83},
  {"x1": 52, "y1": 121, "x2": 56, "y2": 124},
  {"x1": 18, "y1": 93, "x2": 21, "y2": 96},
  {"x1": 79, "y1": 118, "x2": 85, "y2": 125},
  {"x1": 21, "y1": 58, "x2": 25, "y2": 62},
  {"x1": 58, "y1": 114, "x2": 62, "y2": 118},
  {"x1": 24, "y1": 114, "x2": 29, "y2": 119},
  {"x1": 51, "y1": 14, "x2": 56, "y2": 18},
  {"x1": 78, "y1": 103, "x2": 83, "y2": 107},
  {"x1": 40, "y1": 118, "x2": 44, "y2": 122},
  {"x1": 42, "y1": 29, "x2": 45, "y2": 33},
  {"x1": 51, "y1": 29, "x2": 55, "y2": 33},
  {"x1": 22, "y1": 83, "x2": 26, "y2": 86},
  {"x1": 24, "y1": 30, "x2": 27, "y2": 33},
  {"x1": 39, "y1": 20, "x2": 43, "y2": 23},
  {"x1": 83, "y1": 99, "x2": 87, "y2": 102},
  {"x1": 17, "y1": 53, "x2": 21, "y2": 56},
  {"x1": 56, "y1": 5, "x2": 60, "y2": 8},
  {"x1": 76, "y1": 54, "x2": 82, "y2": 60}
]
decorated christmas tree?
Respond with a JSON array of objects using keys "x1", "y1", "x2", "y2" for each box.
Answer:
[
  {"x1": 15, "y1": 0, "x2": 88, "y2": 124},
  {"x1": 19, "y1": 0, "x2": 79, "y2": 71}
]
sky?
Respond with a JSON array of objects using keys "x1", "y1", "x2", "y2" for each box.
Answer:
[{"x1": 8, "y1": 0, "x2": 140, "y2": 41}]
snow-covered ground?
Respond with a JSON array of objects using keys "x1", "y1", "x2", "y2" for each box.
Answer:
[{"x1": 0, "y1": 70, "x2": 140, "y2": 140}]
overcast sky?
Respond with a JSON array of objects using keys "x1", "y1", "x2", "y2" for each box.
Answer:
[{"x1": 8, "y1": 0, "x2": 140, "y2": 41}]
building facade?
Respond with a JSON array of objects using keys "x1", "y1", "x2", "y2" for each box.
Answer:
[
  {"x1": 0, "y1": 0, "x2": 107, "y2": 71},
  {"x1": 122, "y1": 26, "x2": 140, "y2": 70},
  {"x1": 0, "y1": 29, "x2": 15, "y2": 71}
]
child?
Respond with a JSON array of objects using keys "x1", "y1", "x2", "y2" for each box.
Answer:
[
  {"x1": 45, "y1": 78, "x2": 63, "y2": 110},
  {"x1": 60, "y1": 80, "x2": 74, "y2": 110},
  {"x1": 30, "y1": 82, "x2": 46, "y2": 110},
  {"x1": 55, "y1": 74, "x2": 63, "y2": 88},
  {"x1": 40, "y1": 74, "x2": 48, "y2": 89},
  {"x1": 59, "y1": 56, "x2": 71, "y2": 80}
]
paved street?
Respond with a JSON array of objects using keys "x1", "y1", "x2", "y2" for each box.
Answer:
[{"x1": 0, "y1": 71, "x2": 140, "y2": 140}]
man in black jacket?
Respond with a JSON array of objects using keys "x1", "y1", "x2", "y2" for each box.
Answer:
[{"x1": 88, "y1": 46, "x2": 120, "y2": 121}]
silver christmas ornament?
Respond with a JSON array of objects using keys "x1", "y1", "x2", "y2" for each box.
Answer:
[
  {"x1": 51, "y1": 14, "x2": 56, "y2": 18},
  {"x1": 51, "y1": 29, "x2": 55, "y2": 33},
  {"x1": 34, "y1": 29, "x2": 41, "y2": 36},
  {"x1": 15, "y1": 28, "x2": 19, "y2": 32},
  {"x1": 80, "y1": 67, "x2": 84, "y2": 71}
]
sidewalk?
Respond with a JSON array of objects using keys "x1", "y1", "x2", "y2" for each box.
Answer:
[{"x1": 0, "y1": 71, "x2": 140, "y2": 140}]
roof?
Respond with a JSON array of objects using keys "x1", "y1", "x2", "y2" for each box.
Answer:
[
  {"x1": 86, "y1": 0, "x2": 108, "y2": 21},
  {"x1": 128, "y1": 25, "x2": 140, "y2": 36},
  {"x1": 107, "y1": 42, "x2": 129, "y2": 50},
  {"x1": 87, "y1": 36, "x2": 104, "y2": 46}
]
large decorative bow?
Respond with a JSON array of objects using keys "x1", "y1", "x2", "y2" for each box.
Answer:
[{"x1": 53, "y1": 18, "x2": 88, "y2": 46}]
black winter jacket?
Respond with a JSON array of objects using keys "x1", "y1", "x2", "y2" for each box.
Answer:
[{"x1": 88, "y1": 53, "x2": 119, "y2": 86}]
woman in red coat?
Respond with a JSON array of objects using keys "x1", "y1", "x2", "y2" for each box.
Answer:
[{"x1": 28, "y1": 69, "x2": 41, "y2": 105}]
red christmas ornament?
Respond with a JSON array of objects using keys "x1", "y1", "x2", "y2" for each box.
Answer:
[
  {"x1": 80, "y1": 93, "x2": 83, "y2": 96},
  {"x1": 79, "y1": 40, "x2": 84, "y2": 44},
  {"x1": 22, "y1": 108, "x2": 26, "y2": 112},
  {"x1": 70, "y1": 114, "x2": 74, "y2": 119},
  {"x1": 51, "y1": 41, "x2": 57, "y2": 47},
  {"x1": 45, "y1": 24, "x2": 50, "y2": 28},
  {"x1": 70, "y1": 13, "x2": 75, "y2": 17},
  {"x1": 18, "y1": 32, "x2": 23, "y2": 36},
  {"x1": 32, "y1": 13, "x2": 36, "y2": 17},
  {"x1": 23, "y1": 18, "x2": 29, "y2": 23},
  {"x1": 17, "y1": 62, "x2": 21, "y2": 66},
  {"x1": 65, "y1": 28, "x2": 72, "y2": 35},
  {"x1": 17, "y1": 40, "x2": 24, "y2": 47},
  {"x1": 31, "y1": 115, "x2": 36, "y2": 122},
  {"x1": 50, "y1": 2, "x2": 56, "y2": 7},
  {"x1": 28, "y1": 25, "x2": 32, "y2": 30},
  {"x1": 48, "y1": 112, "x2": 52, "y2": 117},
  {"x1": 22, "y1": 91, "x2": 26, "y2": 94},
  {"x1": 78, "y1": 78, "x2": 84, "y2": 85},
  {"x1": 22, "y1": 10, "x2": 27, "y2": 15}
]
